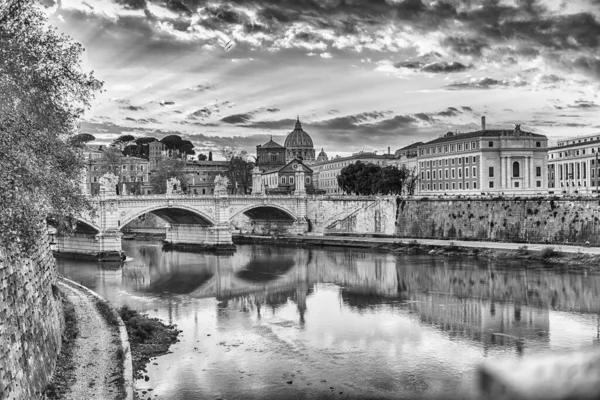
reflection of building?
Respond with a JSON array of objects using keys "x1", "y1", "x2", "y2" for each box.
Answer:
[
  {"x1": 547, "y1": 133, "x2": 600, "y2": 194},
  {"x1": 408, "y1": 293, "x2": 550, "y2": 349}
]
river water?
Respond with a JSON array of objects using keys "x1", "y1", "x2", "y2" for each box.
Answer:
[{"x1": 56, "y1": 241, "x2": 600, "y2": 400}]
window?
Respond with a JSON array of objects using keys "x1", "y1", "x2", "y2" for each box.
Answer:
[
  {"x1": 282, "y1": 177, "x2": 287, "y2": 184},
  {"x1": 536, "y1": 181, "x2": 541, "y2": 187},
  {"x1": 465, "y1": 143, "x2": 470, "y2": 150},
  {"x1": 445, "y1": 169, "x2": 449, "y2": 179},
  {"x1": 514, "y1": 182, "x2": 520, "y2": 188},
  {"x1": 472, "y1": 156, "x2": 476, "y2": 163},
  {"x1": 536, "y1": 141, "x2": 541, "y2": 148},
  {"x1": 489, "y1": 181, "x2": 494, "y2": 188},
  {"x1": 466, "y1": 168, "x2": 469, "y2": 178},
  {"x1": 458, "y1": 169, "x2": 462, "y2": 178},
  {"x1": 433, "y1": 170, "x2": 437, "y2": 179},
  {"x1": 290, "y1": 177, "x2": 294, "y2": 184},
  {"x1": 471, "y1": 141, "x2": 477, "y2": 149},
  {"x1": 513, "y1": 162, "x2": 520, "y2": 178},
  {"x1": 473, "y1": 182, "x2": 477, "y2": 189},
  {"x1": 459, "y1": 182, "x2": 462, "y2": 189},
  {"x1": 451, "y1": 159, "x2": 455, "y2": 165},
  {"x1": 445, "y1": 183, "x2": 449, "y2": 190},
  {"x1": 452, "y1": 183, "x2": 456, "y2": 189},
  {"x1": 433, "y1": 183, "x2": 437, "y2": 190},
  {"x1": 306, "y1": 177, "x2": 310, "y2": 184},
  {"x1": 427, "y1": 171, "x2": 430, "y2": 180},
  {"x1": 451, "y1": 169, "x2": 455, "y2": 178},
  {"x1": 536, "y1": 166, "x2": 541, "y2": 177},
  {"x1": 489, "y1": 166, "x2": 494, "y2": 178},
  {"x1": 451, "y1": 145, "x2": 455, "y2": 151},
  {"x1": 466, "y1": 182, "x2": 469, "y2": 189},
  {"x1": 488, "y1": 141, "x2": 494, "y2": 147},
  {"x1": 445, "y1": 159, "x2": 448, "y2": 166},
  {"x1": 427, "y1": 184, "x2": 431, "y2": 190},
  {"x1": 458, "y1": 144, "x2": 462, "y2": 151},
  {"x1": 458, "y1": 158, "x2": 462, "y2": 165}
]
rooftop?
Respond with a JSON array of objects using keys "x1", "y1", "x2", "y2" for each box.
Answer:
[{"x1": 422, "y1": 129, "x2": 546, "y2": 146}]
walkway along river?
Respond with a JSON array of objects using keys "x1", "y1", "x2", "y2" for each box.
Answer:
[{"x1": 57, "y1": 241, "x2": 600, "y2": 400}]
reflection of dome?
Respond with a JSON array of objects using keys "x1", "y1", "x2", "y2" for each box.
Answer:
[
  {"x1": 317, "y1": 148, "x2": 328, "y2": 162},
  {"x1": 284, "y1": 117, "x2": 316, "y2": 162}
]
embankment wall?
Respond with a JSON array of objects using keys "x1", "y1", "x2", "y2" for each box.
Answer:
[
  {"x1": 396, "y1": 198, "x2": 600, "y2": 245},
  {"x1": 0, "y1": 234, "x2": 63, "y2": 399}
]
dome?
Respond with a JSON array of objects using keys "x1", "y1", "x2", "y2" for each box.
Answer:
[
  {"x1": 317, "y1": 148, "x2": 328, "y2": 162},
  {"x1": 284, "y1": 117, "x2": 314, "y2": 148}
]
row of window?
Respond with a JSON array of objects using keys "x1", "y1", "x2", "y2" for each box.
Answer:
[
  {"x1": 422, "y1": 182, "x2": 479, "y2": 191},
  {"x1": 422, "y1": 167, "x2": 478, "y2": 180},
  {"x1": 420, "y1": 156, "x2": 478, "y2": 169},
  {"x1": 91, "y1": 164, "x2": 146, "y2": 171},
  {"x1": 420, "y1": 141, "x2": 480, "y2": 156},
  {"x1": 551, "y1": 147, "x2": 600, "y2": 159},
  {"x1": 487, "y1": 164, "x2": 543, "y2": 178}
]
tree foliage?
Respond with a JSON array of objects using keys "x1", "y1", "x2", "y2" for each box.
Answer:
[
  {"x1": 219, "y1": 147, "x2": 254, "y2": 194},
  {"x1": 149, "y1": 158, "x2": 188, "y2": 194},
  {"x1": 0, "y1": 0, "x2": 102, "y2": 250},
  {"x1": 68, "y1": 133, "x2": 95, "y2": 147},
  {"x1": 337, "y1": 162, "x2": 417, "y2": 195}
]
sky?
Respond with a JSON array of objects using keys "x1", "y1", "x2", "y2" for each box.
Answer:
[{"x1": 43, "y1": 0, "x2": 600, "y2": 158}]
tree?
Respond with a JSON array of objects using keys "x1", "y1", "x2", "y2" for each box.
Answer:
[
  {"x1": 219, "y1": 147, "x2": 254, "y2": 194},
  {"x1": 337, "y1": 162, "x2": 414, "y2": 195},
  {"x1": 197, "y1": 153, "x2": 207, "y2": 161},
  {"x1": 161, "y1": 134, "x2": 183, "y2": 150},
  {"x1": 179, "y1": 140, "x2": 195, "y2": 156},
  {"x1": 68, "y1": 133, "x2": 95, "y2": 147},
  {"x1": 111, "y1": 134, "x2": 135, "y2": 150},
  {"x1": 208, "y1": 151, "x2": 213, "y2": 161},
  {"x1": 149, "y1": 158, "x2": 188, "y2": 194},
  {"x1": 0, "y1": 0, "x2": 102, "y2": 251}
]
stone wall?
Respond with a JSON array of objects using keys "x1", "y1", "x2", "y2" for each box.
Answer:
[
  {"x1": 397, "y1": 198, "x2": 600, "y2": 245},
  {"x1": 0, "y1": 234, "x2": 63, "y2": 399},
  {"x1": 307, "y1": 197, "x2": 396, "y2": 235}
]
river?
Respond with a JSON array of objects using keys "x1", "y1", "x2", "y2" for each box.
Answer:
[{"x1": 56, "y1": 241, "x2": 600, "y2": 400}]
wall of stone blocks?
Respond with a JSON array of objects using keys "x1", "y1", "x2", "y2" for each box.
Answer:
[
  {"x1": 0, "y1": 234, "x2": 63, "y2": 399},
  {"x1": 307, "y1": 197, "x2": 396, "y2": 235},
  {"x1": 396, "y1": 198, "x2": 600, "y2": 245}
]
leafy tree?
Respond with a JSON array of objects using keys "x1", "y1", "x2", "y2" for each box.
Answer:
[
  {"x1": 208, "y1": 151, "x2": 213, "y2": 161},
  {"x1": 179, "y1": 139, "x2": 195, "y2": 156},
  {"x1": 112, "y1": 134, "x2": 135, "y2": 150},
  {"x1": 0, "y1": 0, "x2": 102, "y2": 250},
  {"x1": 218, "y1": 147, "x2": 254, "y2": 194},
  {"x1": 404, "y1": 166, "x2": 419, "y2": 195},
  {"x1": 149, "y1": 158, "x2": 188, "y2": 194},
  {"x1": 68, "y1": 133, "x2": 95, "y2": 147},
  {"x1": 160, "y1": 134, "x2": 183, "y2": 150},
  {"x1": 338, "y1": 162, "x2": 414, "y2": 195},
  {"x1": 197, "y1": 153, "x2": 207, "y2": 161}
]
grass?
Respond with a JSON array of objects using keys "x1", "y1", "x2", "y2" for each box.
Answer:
[{"x1": 118, "y1": 305, "x2": 179, "y2": 380}]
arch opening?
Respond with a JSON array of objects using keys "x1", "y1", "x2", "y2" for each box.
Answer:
[
  {"x1": 241, "y1": 206, "x2": 296, "y2": 222},
  {"x1": 513, "y1": 161, "x2": 520, "y2": 178},
  {"x1": 119, "y1": 206, "x2": 216, "y2": 231}
]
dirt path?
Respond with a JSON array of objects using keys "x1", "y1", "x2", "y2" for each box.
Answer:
[{"x1": 58, "y1": 280, "x2": 124, "y2": 400}]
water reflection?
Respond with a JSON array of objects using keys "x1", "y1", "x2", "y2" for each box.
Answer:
[{"x1": 56, "y1": 242, "x2": 600, "y2": 400}]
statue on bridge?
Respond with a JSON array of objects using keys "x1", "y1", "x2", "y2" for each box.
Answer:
[
  {"x1": 214, "y1": 175, "x2": 229, "y2": 196},
  {"x1": 99, "y1": 173, "x2": 119, "y2": 196},
  {"x1": 166, "y1": 177, "x2": 182, "y2": 195}
]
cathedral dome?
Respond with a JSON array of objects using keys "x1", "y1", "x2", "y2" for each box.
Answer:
[{"x1": 284, "y1": 117, "x2": 314, "y2": 149}]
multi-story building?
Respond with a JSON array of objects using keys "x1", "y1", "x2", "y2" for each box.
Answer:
[
  {"x1": 85, "y1": 154, "x2": 151, "y2": 195},
  {"x1": 259, "y1": 158, "x2": 316, "y2": 194},
  {"x1": 183, "y1": 160, "x2": 228, "y2": 195},
  {"x1": 547, "y1": 133, "x2": 600, "y2": 195},
  {"x1": 416, "y1": 118, "x2": 548, "y2": 196}
]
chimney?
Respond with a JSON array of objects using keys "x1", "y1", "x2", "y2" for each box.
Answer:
[
  {"x1": 481, "y1": 116, "x2": 486, "y2": 130},
  {"x1": 388, "y1": 146, "x2": 390, "y2": 154}
]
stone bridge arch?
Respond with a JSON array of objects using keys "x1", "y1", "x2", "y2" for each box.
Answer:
[
  {"x1": 230, "y1": 203, "x2": 298, "y2": 222},
  {"x1": 118, "y1": 204, "x2": 217, "y2": 230},
  {"x1": 229, "y1": 203, "x2": 302, "y2": 235}
]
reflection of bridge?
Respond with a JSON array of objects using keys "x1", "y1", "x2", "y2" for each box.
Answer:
[{"x1": 54, "y1": 194, "x2": 395, "y2": 259}]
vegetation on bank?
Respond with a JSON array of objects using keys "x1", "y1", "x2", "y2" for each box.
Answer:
[
  {"x1": 378, "y1": 240, "x2": 600, "y2": 269},
  {"x1": 118, "y1": 305, "x2": 180, "y2": 380},
  {"x1": 41, "y1": 292, "x2": 78, "y2": 399}
]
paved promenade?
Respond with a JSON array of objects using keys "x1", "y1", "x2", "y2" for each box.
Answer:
[{"x1": 239, "y1": 234, "x2": 600, "y2": 255}]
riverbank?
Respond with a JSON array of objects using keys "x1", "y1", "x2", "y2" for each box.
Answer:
[
  {"x1": 49, "y1": 277, "x2": 133, "y2": 400},
  {"x1": 234, "y1": 234, "x2": 600, "y2": 269}
]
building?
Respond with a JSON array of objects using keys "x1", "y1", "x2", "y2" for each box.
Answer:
[
  {"x1": 416, "y1": 118, "x2": 548, "y2": 196},
  {"x1": 256, "y1": 138, "x2": 287, "y2": 170},
  {"x1": 85, "y1": 154, "x2": 151, "y2": 195},
  {"x1": 316, "y1": 148, "x2": 328, "y2": 163},
  {"x1": 183, "y1": 160, "x2": 228, "y2": 195},
  {"x1": 547, "y1": 133, "x2": 600, "y2": 194},
  {"x1": 259, "y1": 158, "x2": 316, "y2": 194},
  {"x1": 284, "y1": 117, "x2": 316, "y2": 163}
]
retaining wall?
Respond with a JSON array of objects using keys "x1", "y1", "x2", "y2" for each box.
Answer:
[
  {"x1": 396, "y1": 198, "x2": 600, "y2": 245},
  {"x1": 0, "y1": 235, "x2": 63, "y2": 399}
]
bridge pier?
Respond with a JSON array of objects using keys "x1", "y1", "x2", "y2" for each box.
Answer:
[
  {"x1": 163, "y1": 223, "x2": 235, "y2": 252},
  {"x1": 53, "y1": 231, "x2": 125, "y2": 261}
]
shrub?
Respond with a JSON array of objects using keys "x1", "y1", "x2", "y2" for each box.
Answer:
[
  {"x1": 517, "y1": 245, "x2": 529, "y2": 256},
  {"x1": 540, "y1": 247, "x2": 556, "y2": 259},
  {"x1": 447, "y1": 241, "x2": 458, "y2": 251},
  {"x1": 408, "y1": 239, "x2": 419, "y2": 247}
]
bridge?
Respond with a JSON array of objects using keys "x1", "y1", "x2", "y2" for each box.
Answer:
[{"x1": 53, "y1": 190, "x2": 397, "y2": 260}]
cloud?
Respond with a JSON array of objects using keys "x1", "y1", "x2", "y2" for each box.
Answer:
[
  {"x1": 395, "y1": 60, "x2": 471, "y2": 73},
  {"x1": 160, "y1": 100, "x2": 175, "y2": 106},
  {"x1": 122, "y1": 105, "x2": 145, "y2": 111},
  {"x1": 445, "y1": 78, "x2": 510, "y2": 90},
  {"x1": 221, "y1": 113, "x2": 255, "y2": 124}
]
